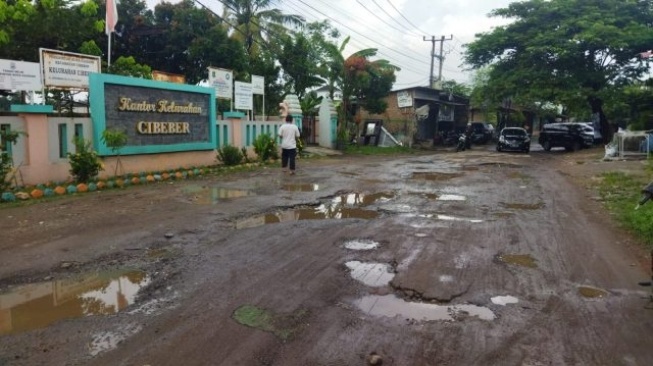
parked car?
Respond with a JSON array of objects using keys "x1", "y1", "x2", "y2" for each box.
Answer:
[
  {"x1": 470, "y1": 122, "x2": 493, "y2": 144},
  {"x1": 497, "y1": 127, "x2": 530, "y2": 153},
  {"x1": 538, "y1": 123, "x2": 594, "y2": 152}
]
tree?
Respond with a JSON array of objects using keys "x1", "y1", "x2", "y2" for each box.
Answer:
[
  {"x1": 222, "y1": 0, "x2": 304, "y2": 59},
  {"x1": 441, "y1": 80, "x2": 471, "y2": 99},
  {"x1": 464, "y1": 0, "x2": 653, "y2": 143},
  {"x1": 278, "y1": 32, "x2": 324, "y2": 99}
]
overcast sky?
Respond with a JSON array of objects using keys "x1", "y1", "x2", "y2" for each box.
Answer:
[{"x1": 145, "y1": 0, "x2": 516, "y2": 88}]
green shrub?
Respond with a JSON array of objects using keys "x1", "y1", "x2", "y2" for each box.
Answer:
[
  {"x1": 68, "y1": 137, "x2": 103, "y2": 183},
  {"x1": 217, "y1": 144, "x2": 243, "y2": 166},
  {"x1": 0, "y1": 152, "x2": 12, "y2": 192},
  {"x1": 252, "y1": 134, "x2": 279, "y2": 162}
]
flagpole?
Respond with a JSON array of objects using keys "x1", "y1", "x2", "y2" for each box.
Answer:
[{"x1": 108, "y1": 32, "x2": 112, "y2": 69}]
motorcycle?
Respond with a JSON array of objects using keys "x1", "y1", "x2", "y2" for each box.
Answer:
[
  {"x1": 636, "y1": 181, "x2": 653, "y2": 209},
  {"x1": 455, "y1": 133, "x2": 468, "y2": 152},
  {"x1": 636, "y1": 181, "x2": 653, "y2": 309}
]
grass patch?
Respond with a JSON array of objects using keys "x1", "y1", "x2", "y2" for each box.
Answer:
[
  {"x1": 596, "y1": 171, "x2": 653, "y2": 247},
  {"x1": 344, "y1": 144, "x2": 413, "y2": 155},
  {"x1": 232, "y1": 305, "x2": 309, "y2": 342}
]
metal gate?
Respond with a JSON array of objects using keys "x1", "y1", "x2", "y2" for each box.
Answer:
[{"x1": 302, "y1": 116, "x2": 317, "y2": 144}]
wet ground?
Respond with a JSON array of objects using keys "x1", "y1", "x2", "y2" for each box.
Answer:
[{"x1": 1, "y1": 146, "x2": 652, "y2": 365}]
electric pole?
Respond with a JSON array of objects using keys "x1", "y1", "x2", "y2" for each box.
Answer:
[{"x1": 423, "y1": 35, "x2": 453, "y2": 88}]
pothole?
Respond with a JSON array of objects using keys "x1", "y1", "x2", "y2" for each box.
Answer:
[
  {"x1": 354, "y1": 294, "x2": 495, "y2": 321},
  {"x1": 578, "y1": 286, "x2": 608, "y2": 298},
  {"x1": 183, "y1": 186, "x2": 256, "y2": 204},
  {"x1": 496, "y1": 254, "x2": 538, "y2": 268},
  {"x1": 0, "y1": 270, "x2": 150, "y2": 335},
  {"x1": 491, "y1": 295, "x2": 519, "y2": 306},
  {"x1": 411, "y1": 172, "x2": 464, "y2": 181},
  {"x1": 500, "y1": 202, "x2": 545, "y2": 210},
  {"x1": 343, "y1": 239, "x2": 379, "y2": 251},
  {"x1": 345, "y1": 261, "x2": 395, "y2": 287},
  {"x1": 409, "y1": 213, "x2": 484, "y2": 223},
  {"x1": 281, "y1": 183, "x2": 320, "y2": 192},
  {"x1": 236, "y1": 192, "x2": 391, "y2": 229}
]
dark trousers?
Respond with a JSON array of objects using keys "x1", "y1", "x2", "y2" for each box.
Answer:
[{"x1": 281, "y1": 148, "x2": 297, "y2": 171}]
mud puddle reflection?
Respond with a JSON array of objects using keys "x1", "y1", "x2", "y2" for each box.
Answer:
[
  {"x1": 491, "y1": 295, "x2": 519, "y2": 305},
  {"x1": 281, "y1": 183, "x2": 320, "y2": 192},
  {"x1": 496, "y1": 254, "x2": 538, "y2": 268},
  {"x1": 411, "y1": 172, "x2": 464, "y2": 181},
  {"x1": 183, "y1": 186, "x2": 256, "y2": 204},
  {"x1": 0, "y1": 270, "x2": 150, "y2": 335},
  {"x1": 346, "y1": 261, "x2": 395, "y2": 287},
  {"x1": 236, "y1": 192, "x2": 392, "y2": 229},
  {"x1": 354, "y1": 294, "x2": 495, "y2": 321},
  {"x1": 578, "y1": 286, "x2": 608, "y2": 298}
]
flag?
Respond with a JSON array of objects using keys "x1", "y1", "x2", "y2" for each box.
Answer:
[
  {"x1": 106, "y1": 0, "x2": 118, "y2": 36},
  {"x1": 639, "y1": 50, "x2": 652, "y2": 59}
]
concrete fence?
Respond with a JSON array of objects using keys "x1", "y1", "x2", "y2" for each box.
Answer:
[{"x1": 1, "y1": 110, "x2": 318, "y2": 186}]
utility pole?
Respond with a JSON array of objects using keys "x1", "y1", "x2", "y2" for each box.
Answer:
[{"x1": 423, "y1": 35, "x2": 453, "y2": 88}]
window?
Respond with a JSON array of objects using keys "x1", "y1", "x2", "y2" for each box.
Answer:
[{"x1": 58, "y1": 124, "x2": 68, "y2": 158}]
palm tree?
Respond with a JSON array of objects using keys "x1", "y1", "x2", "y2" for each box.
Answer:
[{"x1": 222, "y1": 0, "x2": 304, "y2": 58}]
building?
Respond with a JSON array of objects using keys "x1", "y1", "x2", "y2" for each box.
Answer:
[{"x1": 354, "y1": 86, "x2": 469, "y2": 146}]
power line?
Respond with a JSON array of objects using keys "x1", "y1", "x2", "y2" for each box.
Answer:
[{"x1": 385, "y1": 0, "x2": 430, "y2": 35}]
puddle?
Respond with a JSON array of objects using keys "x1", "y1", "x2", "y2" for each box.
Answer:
[
  {"x1": 333, "y1": 192, "x2": 395, "y2": 206},
  {"x1": 184, "y1": 186, "x2": 256, "y2": 204},
  {"x1": 0, "y1": 270, "x2": 149, "y2": 335},
  {"x1": 89, "y1": 323, "x2": 143, "y2": 356},
  {"x1": 236, "y1": 192, "x2": 391, "y2": 229},
  {"x1": 491, "y1": 295, "x2": 519, "y2": 306},
  {"x1": 500, "y1": 202, "x2": 545, "y2": 210},
  {"x1": 344, "y1": 239, "x2": 379, "y2": 251},
  {"x1": 435, "y1": 214, "x2": 483, "y2": 223},
  {"x1": 354, "y1": 295, "x2": 495, "y2": 321},
  {"x1": 578, "y1": 286, "x2": 608, "y2": 298},
  {"x1": 281, "y1": 183, "x2": 320, "y2": 192},
  {"x1": 497, "y1": 254, "x2": 538, "y2": 268},
  {"x1": 345, "y1": 261, "x2": 395, "y2": 287},
  {"x1": 438, "y1": 194, "x2": 467, "y2": 201},
  {"x1": 439, "y1": 275, "x2": 454, "y2": 283},
  {"x1": 414, "y1": 233, "x2": 428, "y2": 238},
  {"x1": 236, "y1": 207, "x2": 379, "y2": 229},
  {"x1": 411, "y1": 172, "x2": 463, "y2": 181},
  {"x1": 493, "y1": 212, "x2": 515, "y2": 218}
]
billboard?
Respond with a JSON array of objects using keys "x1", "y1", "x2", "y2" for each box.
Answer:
[
  {"x1": 234, "y1": 81, "x2": 253, "y2": 110},
  {"x1": 208, "y1": 67, "x2": 233, "y2": 100},
  {"x1": 0, "y1": 59, "x2": 42, "y2": 91},
  {"x1": 40, "y1": 48, "x2": 101, "y2": 90},
  {"x1": 397, "y1": 91, "x2": 413, "y2": 108},
  {"x1": 251, "y1": 75, "x2": 265, "y2": 95}
]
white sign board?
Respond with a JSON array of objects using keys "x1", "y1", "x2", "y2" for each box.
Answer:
[
  {"x1": 0, "y1": 59, "x2": 42, "y2": 91},
  {"x1": 40, "y1": 48, "x2": 101, "y2": 90},
  {"x1": 397, "y1": 91, "x2": 412, "y2": 108},
  {"x1": 251, "y1": 75, "x2": 264, "y2": 95},
  {"x1": 234, "y1": 81, "x2": 253, "y2": 110},
  {"x1": 208, "y1": 67, "x2": 233, "y2": 99}
]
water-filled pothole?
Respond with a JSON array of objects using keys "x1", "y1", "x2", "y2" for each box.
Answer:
[
  {"x1": 491, "y1": 295, "x2": 519, "y2": 305},
  {"x1": 578, "y1": 286, "x2": 608, "y2": 298},
  {"x1": 500, "y1": 202, "x2": 545, "y2": 210},
  {"x1": 281, "y1": 183, "x2": 320, "y2": 192},
  {"x1": 354, "y1": 295, "x2": 495, "y2": 321},
  {"x1": 411, "y1": 172, "x2": 464, "y2": 181},
  {"x1": 496, "y1": 254, "x2": 538, "y2": 268},
  {"x1": 346, "y1": 261, "x2": 395, "y2": 287},
  {"x1": 236, "y1": 207, "x2": 379, "y2": 229},
  {"x1": 235, "y1": 192, "x2": 391, "y2": 229},
  {"x1": 0, "y1": 270, "x2": 149, "y2": 335},
  {"x1": 183, "y1": 186, "x2": 256, "y2": 204},
  {"x1": 344, "y1": 239, "x2": 379, "y2": 251}
]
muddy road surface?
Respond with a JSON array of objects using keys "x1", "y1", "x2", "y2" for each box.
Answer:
[{"x1": 1, "y1": 148, "x2": 652, "y2": 366}]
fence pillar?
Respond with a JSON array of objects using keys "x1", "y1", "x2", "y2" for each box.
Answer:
[
  {"x1": 9, "y1": 104, "x2": 56, "y2": 184},
  {"x1": 223, "y1": 111, "x2": 246, "y2": 148}
]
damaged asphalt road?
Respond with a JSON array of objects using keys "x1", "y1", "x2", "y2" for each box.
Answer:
[{"x1": 1, "y1": 149, "x2": 652, "y2": 365}]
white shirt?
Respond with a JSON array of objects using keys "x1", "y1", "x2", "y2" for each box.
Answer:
[{"x1": 278, "y1": 123, "x2": 300, "y2": 149}]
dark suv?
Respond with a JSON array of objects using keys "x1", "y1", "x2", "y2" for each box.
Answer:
[
  {"x1": 538, "y1": 123, "x2": 594, "y2": 152},
  {"x1": 470, "y1": 122, "x2": 493, "y2": 144}
]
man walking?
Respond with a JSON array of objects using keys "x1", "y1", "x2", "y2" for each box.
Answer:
[{"x1": 278, "y1": 114, "x2": 301, "y2": 175}]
